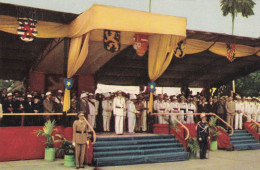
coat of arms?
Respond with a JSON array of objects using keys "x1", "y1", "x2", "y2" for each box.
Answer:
[{"x1": 17, "y1": 18, "x2": 38, "y2": 42}]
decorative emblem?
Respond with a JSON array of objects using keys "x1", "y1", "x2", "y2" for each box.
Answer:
[
  {"x1": 17, "y1": 18, "x2": 37, "y2": 42},
  {"x1": 133, "y1": 34, "x2": 148, "y2": 56},
  {"x1": 104, "y1": 30, "x2": 120, "y2": 53},
  {"x1": 226, "y1": 43, "x2": 236, "y2": 62},
  {"x1": 148, "y1": 82, "x2": 156, "y2": 93},
  {"x1": 64, "y1": 78, "x2": 73, "y2": 90},
  {"x1": 174, "y1": 40, "x2": 185, "y2": 58}
]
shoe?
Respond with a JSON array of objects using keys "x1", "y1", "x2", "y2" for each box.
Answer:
[
  {"x1": 76, "y1": 167, "x2": 79, "y2": 169},
  {"x1": 80, "y1": 166, "x2": 85, "y2": 168}
]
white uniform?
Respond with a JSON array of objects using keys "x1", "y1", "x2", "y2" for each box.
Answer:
[
  {"x1": 187, "y1": 103, "x2": 195, "y2": 123},
  {"x1": 256, "y1": 103, "x2": 260, "y2": 122},
  {"x1": 88, "y1": 99, "x2": 98, "y2": 129},
  {"x1": 252, "y1": 102, "x2": 258, "y2": 121},
  {"x1": 127, "y1": 101, "x2": 137, "y2": 133},
  {"x1": 169, "y1": 101, "x2": 180, "y2": 123},
  {"x1": 141, "y1": 100, "x2": 147, "y2": 132},
  {"x1": 102, "y1": 99, "x2": 113, "y2": 132},
  {"x1": 246, "y1": 102, "x2": 254, "y2": 122},
  {"x1": 113, "y1": 96, "x2": 126, "y2": 134},
  {"x1": 235, "y1": 101, "x2": 244, "y2": 130},
  {"x1": 157, "y1": 100, "x2": 168, "y2": 124},
  {"x1": 179, "y1": 102, "x2": 188, "y2": 123}
]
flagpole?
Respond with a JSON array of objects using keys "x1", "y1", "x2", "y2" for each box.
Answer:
[{"x1": 149, "y1": 0, "x2": 151, "y2": 12}]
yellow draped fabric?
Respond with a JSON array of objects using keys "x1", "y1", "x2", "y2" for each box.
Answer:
[
  {"x1": 185, "y1": 39, "x2": 212, "y2": 54},
  {"x1": 148, "y1": 35, "x2": 184, "y2": 113},
  {"x1": 63, "y1": 34, "x2": 90, "y2": 112},
  {"x1": 0, "y1": 4, "x2": 188, "y2": 111}
]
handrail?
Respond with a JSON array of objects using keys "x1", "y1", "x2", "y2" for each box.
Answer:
[
  {"x1": 152, "y1": 112, "x2": 233, "y2": 136},
  {"x1": 0, "y1": 112, "x2": 97, "y2": 144},
  {"x1": 243, "y1": 113, "x2": 260, "y2": 134},
  {"x1": 151, "y1": 113, "x2": 190, "y2": 140}
]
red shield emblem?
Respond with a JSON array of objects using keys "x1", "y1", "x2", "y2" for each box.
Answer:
[
  {"x1": 226, "y1": 43, "x2": 236, "y2": 62},
  {"x1": 17, "y1": 18, "x2": 38, "y2": 42}
]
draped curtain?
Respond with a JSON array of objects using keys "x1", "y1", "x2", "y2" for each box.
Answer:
[{"x1": 148, "y1": 35, "x2": 184, "y2": 113}]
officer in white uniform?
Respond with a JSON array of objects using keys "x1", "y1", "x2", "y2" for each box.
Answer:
[
  {"x1": 256, "y1": 98, "x2": 260, "y2": 122},
  {"x1": 141, "y1": 96, "x2": 148, "y2": 132},
  {"x1": 187, "y1": 98, "x2": 196, "y2": 124},
  {"x1": 169, "y1": 96, "x2": 180, "y2": 123},
  {"x1": 245, "y1": 97, "x2": 254, "y2": 122},
  {"x1": 113, "y1": 91, "x2": 126, "y2": 135},
  {"x1": 102, "y1": 93, "x2": 113, "y2": 132},
  {"x1": 127, "y1": 94, "x2": 140, "y2": 133},
  {"x1": 156, "y1": 94, "x2": 168, "y2": 124},
  {"x1": 88, "y1": 93, "x2": 99, "y2": 129},
  {"x1": 235, "y1": 96, "x2": 244, "y2": 130},
  {"x1": 179, "y1": 96, "x2": 188, "y2": 123}
]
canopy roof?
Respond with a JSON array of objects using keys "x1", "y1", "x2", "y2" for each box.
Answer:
[{"x1": 0, "y1": 3, "x2": 259, "y2": 88}]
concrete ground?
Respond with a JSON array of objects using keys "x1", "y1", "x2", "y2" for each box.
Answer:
[{"x1": 0, "y1": 150, "x2": 259, "y2": 170}]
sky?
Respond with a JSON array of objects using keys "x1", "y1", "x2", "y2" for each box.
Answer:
[{"x1": 0, "y1": 0, "x2": 259, "y2": 38}]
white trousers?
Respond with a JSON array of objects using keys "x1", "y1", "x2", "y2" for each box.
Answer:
[
  {"x1": 186, "y1": 114, "x2": 194, "y2": 124},
  {"x1": 235, "y1": 113, "x2": 243, "y2": 130},
  {"x1": 178, "y1": 112, "x2": 184, "y2": 123},
  {"x1": 115, "y1": 115, "x2": 124, "y2": 134},
  {"x1": 257, "y1": 114, "x2": 260, "y2": 122},
  {"x1": 246, "y1": 113, "x2": 252, "y2": 122},
  {"x1": 252, "y1": 114, "x2": 257, "y2": 122},
  {"x1": 103, "y1": 116, "x2": 111, "y2": 131},
  {"x1": 141, "y1": 112, "x2": 147, "y2": 131},
  {"x1": 158, "y1": 115, "x2": 163, "y2": 124},
  {"x1": 128, "y1": 116, "x2": 136, "y2": 133},
  {"x1": 88, "y1": 115, "x2": 96, "y2": 130}
]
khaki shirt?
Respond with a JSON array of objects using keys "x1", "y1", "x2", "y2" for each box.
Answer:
[
  {"x1": 225, "y1": 101, "x2": 236, "y2": 115},
  {"x1": 73, "y1": 120, "x2": 88, "y2": 144}
]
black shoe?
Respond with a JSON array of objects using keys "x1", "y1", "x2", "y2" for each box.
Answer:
[
  {"x1": 76, "y1": 167, "x2": 79, "y2": 169},
  {"x1": 80, "y1": 166, "x2": 85, "y2": 168}
]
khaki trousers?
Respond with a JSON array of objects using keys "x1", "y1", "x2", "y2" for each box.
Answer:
[
  {"x1": 75, "y1": 143, "x2": 86, "y2": 167},
  {"x1": 227, "y1": 114, "x2": 235, "y2": 129}
]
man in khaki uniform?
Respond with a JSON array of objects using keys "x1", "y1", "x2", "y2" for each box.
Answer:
[
  {"x1": 225, "y1": 96, "x2": 236, "y2": 128},
  {"x1": 43, "y1": 92, "x2": 54, "y2": 121},
  {"x1": 73, "y1": 112, "x2": 89, "y2": 169}
]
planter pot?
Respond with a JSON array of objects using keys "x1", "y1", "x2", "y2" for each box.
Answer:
[
  {"x1": 45, "y1": 148, "x2": 56, "y2": 161},
  {"x1": 64, "y1": 154, "x2": 75, "y2": 167},
  {"x1": 210, "y1": 140, "x2": 218, "y2": 151},
  {"x1": 189, "y1": 152, "x2": 197, "y2": 159}
]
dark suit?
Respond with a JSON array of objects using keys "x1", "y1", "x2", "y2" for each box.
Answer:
[
  {"x1": 197, "y1": 121, "x2": 209, "y2": 159},
  {"x1": 3, "y1": 100, "x2": 15, "y2": 126}
]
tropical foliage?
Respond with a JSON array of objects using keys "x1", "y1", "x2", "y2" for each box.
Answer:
[
  {"x1": 220, "y1": 0, "x2": 255, "y2": 34},
  {"x1": 187, "y1": 137, "x2": 200, "y2": 155},
  {"x1": 57, "y1": 138, "x2": 75, "y2": 156},
  {"x1": 209, "y1": 116, "x2": 226, "y2": 141},
  {"x1": 35, "y1": 120, "x2": 62, "y2": 148},
  {"x1": 249, "y1": 122, "x2": 260, "y2": 132}
]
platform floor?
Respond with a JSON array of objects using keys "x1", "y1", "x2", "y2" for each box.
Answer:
[{"x1": 0, "y1": 150, "x2": 260, "y2": 170}]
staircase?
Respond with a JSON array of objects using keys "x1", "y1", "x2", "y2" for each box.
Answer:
[
  {"x1": 230, "y1": 129, "x2": 260, "y2": 151},
  {"x1": 93, "y1": 134, "x2": 189, "y2": 167}
]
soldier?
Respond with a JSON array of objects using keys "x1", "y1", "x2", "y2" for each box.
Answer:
[
  {"x1": 179, "y1": 96, "x2": 188, "y2": 123},
  {"x1": 54, "y1": 90, "x2": 63, "y2": 104},
  {"x1": 43, "y1": 92, "x2": 54, "y2": 121},
  {"x1": 245, "y1": 97, "x2": 254, "y2": 122},
  {"x1": 235, "y1": 96, "x2": 244, "y2": 130},
  {"x1": 256, "y1": 98, "x2": 260, "y2": 122},
  {"x1": 127, "y1": 94, "x2": 140, "y2": 133},
  {"x1": 87, "y1": 93, "x2": 98, "y2": 129},
  {"x1": 113, "y1": 91, "x2": 126, "y2": 135},
  {"x1": 72, "y1": 112, "x2": 90, "y2": 169},
  {"x1": 32, "y1": 96, "x2": 43, "y2": 126},
  {"x1": 197, "y1": 113, "x2": 210, "y2": 159},
  {"x1": 141, "y1": 95, "x2": 148, "y2": 132},
  {"x1": 187, "y1": 97, "x2": 195, "y2": 124},
  {"x1": 102, "y1": 93, "x2": 113, "y2": 132},
  {"x1": 156, "y1": 94, "x2": 168, "y2": 124},
  {"x1": 225, "y1": 96, "x2": 236, "y2": 128},
  {"x1": 3, "y1": 93, "x2": 15, "y2": 126},
  {"x1": 77, "y1": 93, "x2": 89, "y2": 118},
  {"x1": 169, "y1": 95, "x2": 180, "y2": 123}
]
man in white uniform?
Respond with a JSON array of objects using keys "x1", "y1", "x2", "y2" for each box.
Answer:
[
  {"x1": 245, "y1": 97, "x2": 254, "y2": 122},
  {"x1": 179, "y1": 96, "x2": 188, "y2": 123},
  {"x1": 88, "y1": 93, "x2": 99, "y2": 129},
  {"x1": 127, "y1": 94, "x2": 140, "y2": 133},
  {"x1": 169, "y1": 96, "x2": 180, "y2": 123},
  {"x1": 187, "y1": 98, "x2": 196, "y2": 124},
  {"x1": 235, "y1": 96, "x2": 244, "y2": 130},
  {"x1": 113, "y1": 91, "x2": 126, "y2": 135},
  {"x1": 102, "y1": 93, "x2": 113, "y2": 132},
  {"x1": 156, "y1": 94, "x2": 168, "y2": 124}
]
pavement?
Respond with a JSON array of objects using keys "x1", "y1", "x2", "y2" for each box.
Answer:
[{"x1": 0, "y1": 150, "x2": 259, "y2": 170}]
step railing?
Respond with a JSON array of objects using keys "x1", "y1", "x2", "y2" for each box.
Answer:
[
  {"x1": 243, "y1": 113, "x2": 260, "y2": 135},
  {"x1": 0, "y1": 112, "x2": 96, "y2": 144}
]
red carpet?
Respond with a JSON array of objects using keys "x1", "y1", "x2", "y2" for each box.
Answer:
[{"x1": 244, "y1": 122, "x2": 260, "y2": 140}]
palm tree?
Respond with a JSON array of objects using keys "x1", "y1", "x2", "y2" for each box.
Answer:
[{"x1": 220, "y1": 0, "x2": 256, "y2": 34}]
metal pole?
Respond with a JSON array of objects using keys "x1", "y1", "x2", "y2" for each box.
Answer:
[{"x1": 149, "y1": 0, "x2": 151, "y2": 12}]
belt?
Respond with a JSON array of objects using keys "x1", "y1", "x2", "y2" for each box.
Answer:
[
  {"x1": 188, "y1": 109, "x2": 194, "y2": 112},
  {"x1": 180, "y1": 108, "x2": 186, "y2": 113},
  {"x1": 76, "y1": 131, "x2": 87, "y2": 134},
  {"x1": 116, "y1": 106, "x2": 123, "y2": 109}
]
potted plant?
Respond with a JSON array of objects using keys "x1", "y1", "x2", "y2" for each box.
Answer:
[
  {"x1": 35, "y1": 120, "x2": 62, "y2": 161},
  {"x1": 187, "y1": 137, "x2": 199, "y2": 159},
  {"x1": 57, "y1": 138, "x2": 75, "y2": 167},
  {"x1": 208, "y1": 116, "x2": 225, "y2": 151}
]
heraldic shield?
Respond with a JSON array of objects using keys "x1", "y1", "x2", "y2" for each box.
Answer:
[
  {"x1": 17, "y1": 18, "x2": 38, "y2": 42},
  {"x1": 104, "y1": 30, "x2": 121, "y2": 53}
]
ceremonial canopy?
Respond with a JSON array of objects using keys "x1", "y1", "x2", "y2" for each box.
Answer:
[{"x1": 0, "y1": 3, "x2": 260, "y2": 111}]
